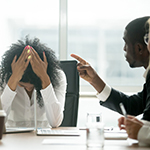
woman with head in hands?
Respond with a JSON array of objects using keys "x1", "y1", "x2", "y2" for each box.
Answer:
[{"x1": 0, "y1": 36, "x2": 67, "y2": 128}]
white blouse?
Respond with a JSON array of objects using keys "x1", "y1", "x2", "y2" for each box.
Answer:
[
  {"x1": 1, "y1": 69, "x2": 67, "y2": 128},
  {"x1": 138, "y1": 120, "x2": 150, "y2": 146}
]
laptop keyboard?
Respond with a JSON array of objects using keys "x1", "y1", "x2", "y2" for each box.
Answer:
[
  {"x1": 37, "y1": 128, "x2": 80, "y2": 136},
  {"x1": 40, "y1": 129, "x2": 63, "y2": 134}
]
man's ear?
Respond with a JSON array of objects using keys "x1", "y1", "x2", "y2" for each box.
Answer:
[{"x1": 134, "y1": 42, "x2": 144, "y2": 54}]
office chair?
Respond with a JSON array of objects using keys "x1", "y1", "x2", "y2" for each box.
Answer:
[{"x1": 60, "y1": 60, "x2": 79, "y2": 127}]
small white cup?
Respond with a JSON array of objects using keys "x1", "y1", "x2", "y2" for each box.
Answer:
[{"x1": 86, "y1": 112, "x2": 104, "y2": 148}]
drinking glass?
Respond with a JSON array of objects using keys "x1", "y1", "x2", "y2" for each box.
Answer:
[{"x1": 86, "y1": 112, "x2": 104, "y2": 148}]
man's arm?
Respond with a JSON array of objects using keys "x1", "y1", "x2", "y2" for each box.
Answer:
[
  {"x1": 100, "y1": 88, "x2": 144, "y2": 116},
  {"x1": 71, "y1": 53, "x2": 145, "y2": 117}
]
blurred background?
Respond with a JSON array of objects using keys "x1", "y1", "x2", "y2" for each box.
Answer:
[{"x1": 0, "y1": 0, "x2": 148, "y2": 127}]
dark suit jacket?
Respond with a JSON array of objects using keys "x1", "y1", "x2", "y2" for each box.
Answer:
[{"x1": 100, "y1": 71, "x2": 150, "y2": 121}]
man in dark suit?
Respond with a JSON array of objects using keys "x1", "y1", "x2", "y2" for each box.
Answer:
[{"x1": 71, "y1": 16, "x2": 150, "y2": 121}]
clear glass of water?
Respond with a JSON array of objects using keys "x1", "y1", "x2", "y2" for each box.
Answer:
[{"x1": 86, "y1": 112, "x2": 104, "y2": 148}]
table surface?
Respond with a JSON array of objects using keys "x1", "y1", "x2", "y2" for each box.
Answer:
[{"x1": 0, "y1": 127, "x2": 149, "y2": 150}]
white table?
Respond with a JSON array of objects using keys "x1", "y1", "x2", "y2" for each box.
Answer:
[{"x1": 0, "y1": 127, "x2": 149, "y2": 150}]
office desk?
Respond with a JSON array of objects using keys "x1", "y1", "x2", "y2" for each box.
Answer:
[{"x1": 0, "y1": 128, "x2": 149, "y2": 150}]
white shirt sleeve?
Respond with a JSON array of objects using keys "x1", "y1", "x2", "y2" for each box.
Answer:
[
  {"x1": 141, "y1": 120, "x2": 150, "y2": 126},
  {"x1": 138, "y1": 125, "x2": 150, "y2": 146},
  {"x1": 96, "y1": 84, "x2": 111, "y2": 102},
  {"x1": 1, "y1": 85, "x2": 16, "y2": 114},
  {"x1": 40, "y1": 69, "x2": 67, "y2": 127}
]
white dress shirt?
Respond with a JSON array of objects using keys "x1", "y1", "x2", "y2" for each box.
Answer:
[
  {"x1": 96, "y1": 84, "x2": 111, "y2": 102},
  {"x1": 1, "y1": 69, "x2": 67, "y2": 128}
]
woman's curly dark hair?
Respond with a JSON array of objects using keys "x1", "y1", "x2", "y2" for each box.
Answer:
[{"x1": 0, "y1": 36, "x2": 61, "y2": 107}]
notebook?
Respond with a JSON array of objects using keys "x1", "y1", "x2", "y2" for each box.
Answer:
[
  {"x1": 104, "y1": 127, "x2": 128, "y2": 140},
  {"x1": 6, "y1": 127, "x2": 34, "y2": 133}
]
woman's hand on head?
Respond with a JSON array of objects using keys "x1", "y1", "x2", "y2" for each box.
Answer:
[
  {"x1": 8, "y1": 46, "x2": 31, "y2": 91},
  {"x1": 29, "y1": 47, "x2": 50, "y2": 89}
]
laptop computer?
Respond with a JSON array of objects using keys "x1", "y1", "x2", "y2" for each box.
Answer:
[{"x1": 34, "y1": 91, "x2": 80, "y2": 136}]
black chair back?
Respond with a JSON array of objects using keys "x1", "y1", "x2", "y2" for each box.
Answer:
[{"x1": 60, "y1": 60, "x2": 79, "y2": 127}]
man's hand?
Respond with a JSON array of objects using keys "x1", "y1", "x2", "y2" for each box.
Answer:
[
  {"x1": 125, "y1": 115, "x2": 143, "y2": 140},
  {"x1": 118, "y1": 115, "x2": 143, "y2": 140},
  {"x1": 70, "y1": 54, "x2": 97, "y2": 83},
  {"x1": 71, "y1": 53, "x2": 105, "y2": 93},
  {"x1": 118, "y1": 116, "x2": 126, "y2": 130}
]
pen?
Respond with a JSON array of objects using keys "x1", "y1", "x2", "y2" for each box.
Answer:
[{"x1": 119, "y1": 103, "x2": 127, "y2": 118}]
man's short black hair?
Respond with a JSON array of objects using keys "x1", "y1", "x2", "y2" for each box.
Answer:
[{"x1": 125, "y1": 16, "x2": 150, "y2": 46}]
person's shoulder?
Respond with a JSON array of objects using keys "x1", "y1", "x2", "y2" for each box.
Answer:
[
  {"x1": 57, "y1": 68, "x2": 64, "y2": 74},
  {"x1": 57, "y1": 69, "x2": 66, "y2": 79},
  {"x1": 55, "y1": 69, "x2": 67, "y2": 87}
]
